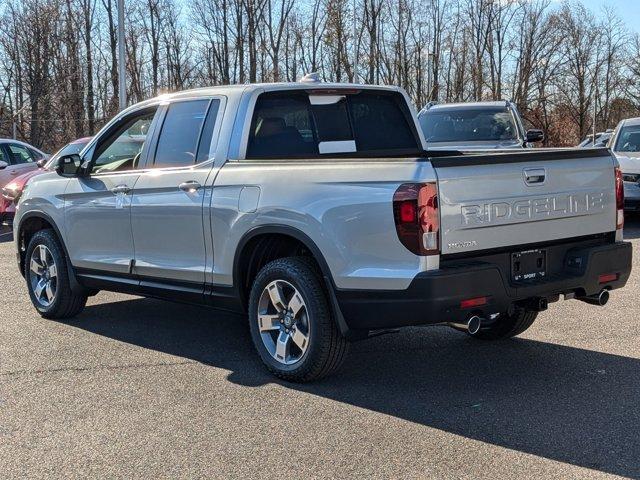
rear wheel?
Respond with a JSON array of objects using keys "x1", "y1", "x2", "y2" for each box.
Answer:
[
  {"x1": 469, "y1": 308, "x2": 538, "y2": 340},
  {"x1": 248, "y1": 257, "x2": 349, "y2": 382},
  {"x1": 25, "y1": 229, "x2": 87, "y2": 319}
]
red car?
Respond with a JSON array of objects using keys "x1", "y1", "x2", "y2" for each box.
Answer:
[{"x1": 1, "y1": 137, "x2": 91, "y2": 226}]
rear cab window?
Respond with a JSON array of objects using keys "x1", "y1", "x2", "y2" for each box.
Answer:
[{"x1": 246, "y1": 89, "x2": 421, "y2": 159}]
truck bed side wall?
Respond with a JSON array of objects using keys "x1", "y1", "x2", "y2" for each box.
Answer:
[{"x1": 209, "y1": 159, "x2": 437, "y2": 290}]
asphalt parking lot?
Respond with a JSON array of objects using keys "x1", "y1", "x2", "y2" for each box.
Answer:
[{"x1": 1, "y1": 221, "x2": 639, "y2": 479}]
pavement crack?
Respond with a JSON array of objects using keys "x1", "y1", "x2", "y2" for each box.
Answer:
[{"x1": 0, "y1": 359, "x2": 198, "y2": 377}]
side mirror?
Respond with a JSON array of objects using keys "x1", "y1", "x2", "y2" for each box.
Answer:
[
  {"x1": 526, "y1": 129, "x2": 545, "y2": 143},
  {"x1": 0, "y1": 160, "x2": 8, "y2": 170},
  {"x1": 55, "y1": 154, "x2": 82, "y2": 177},
  {"x1": 36, "y1": 158, "x2": 47, "y2": 168}
]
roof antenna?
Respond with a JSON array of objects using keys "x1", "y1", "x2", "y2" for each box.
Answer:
[{"x1": 299, "y1": 72, "x2": 321, "y2": 83}]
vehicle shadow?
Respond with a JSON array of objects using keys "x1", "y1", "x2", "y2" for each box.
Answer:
[{"x1": 70, "y1": 297, "x2": 640, "y2": 478}]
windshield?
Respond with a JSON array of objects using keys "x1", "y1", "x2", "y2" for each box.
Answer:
[
  {"x1": 419, "y1": 107, "x2": 519, "y2": 143},
  {"x1": 45, "y1": 140, "x2": 90, "y2": 169},
  {"x1": 614, "y1": 125, "x2": 640, "y2": 153}
]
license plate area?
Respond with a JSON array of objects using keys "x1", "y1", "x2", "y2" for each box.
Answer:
[{"x1": 512, "y1": 249, "x2": 546, "y2": 282}]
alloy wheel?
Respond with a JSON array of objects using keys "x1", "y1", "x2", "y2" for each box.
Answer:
[
  {"x1": 257, "y1": 279, "x2": 310, "y2": 365},
  {"x1": 29, "y1": 245, "x2": 57, "y2": 307}
]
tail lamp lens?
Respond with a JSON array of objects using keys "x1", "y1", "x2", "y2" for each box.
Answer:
[
  {"x1": 615, "y1": 166, "x2": 624, "y2": 230},
  {"x1": 598, "y1": 273, "x2": 618, "y2": 284},
  {"x1": 399, "y1": 201, "x2": 416, "y2": 223},
  {"x1": 460, "y1": 296, "x2": 488, "y2": 309},
  {"x1": 393, "y1": 182, "x2": 439, "y2": 256}
]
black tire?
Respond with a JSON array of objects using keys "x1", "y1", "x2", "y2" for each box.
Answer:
[
  {"x1": 470, "y1": 308, "x2": 538, "y2": 340},
  {"x1": 25, "y1": 229, "x2": 87, "y2": 319},
  {"x1": 248, "y1": 257, "x2": 349, "y2": 382}
]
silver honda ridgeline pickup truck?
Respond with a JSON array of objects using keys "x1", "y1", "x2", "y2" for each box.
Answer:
[{"x1": 14, "y1": 81, "x2": 632, "y2": 381}]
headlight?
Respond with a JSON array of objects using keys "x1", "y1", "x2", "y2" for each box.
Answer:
[
  {"x1": 622, "y1": 173, "x2": 640, "y2": 183},
  {"x1": 2, "y1": 182, "x2": 22, "y2": 203}
]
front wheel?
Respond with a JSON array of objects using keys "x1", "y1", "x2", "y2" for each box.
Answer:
[
  {"x1": 469, "y1": 308, "x2": 538, "y2": 340},
  {"x1": 25, "y1": 229, "x2": 87, "y2": 319},
  {"x1": 248, "y1": 257, "x2": 349, "y2": 382}
]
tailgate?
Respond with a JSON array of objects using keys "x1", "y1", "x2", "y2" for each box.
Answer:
[{"x1": 431, "y1": 149, "x2": 616, "y2": 256}]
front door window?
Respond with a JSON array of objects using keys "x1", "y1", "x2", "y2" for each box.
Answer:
[{"x1": 91, "y1": 112, "x2": 155, "y2": 174}]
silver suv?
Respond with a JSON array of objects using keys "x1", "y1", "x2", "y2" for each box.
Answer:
[{"x1": 417, "y1": 101, "x2": 544, "y2": 150}]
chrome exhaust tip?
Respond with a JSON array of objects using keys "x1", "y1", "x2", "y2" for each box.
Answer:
[
  {"x1": 579, "y1": 289, "x2": 610, "y2": 306},
  {"x1": 467, "y1": 315, "x2": 483, "y2": 335},
  {"x1": 597, "y1": 289, "x2": 610, "y2": 306},
  {"x1": 447, "y1": 315, "x2": 487, "y2": 334}
]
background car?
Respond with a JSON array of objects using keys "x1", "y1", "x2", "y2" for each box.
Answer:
[
  {"x1": 1, "y1": 137, "x2": 89, "y2": 226},
  {"x1": 578, "y1": 129, "x2": 614, "y2": 148},
  {"x1": 0, "y1": 139, "x2": 48, "y2": 190},
  {"x1": 417, "y1": 100, "x2": 544, "y2": 150},
  {"x1": 608, "y1": 118, "x2": 640, "y2": 213}
]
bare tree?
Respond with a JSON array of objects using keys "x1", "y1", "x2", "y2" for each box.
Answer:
[
  {"x1": 555, "y1": 2, "x2": 602, "y2": 140},
  {"x1": 101, "y1": 0, "x2": 120, "y2": 116},
  {"x1": 0, "y1": 0, "x2": 637, "y2": 150},
  {"x1": 80, "y1": 0, "x2": 97, "y2": 133}
]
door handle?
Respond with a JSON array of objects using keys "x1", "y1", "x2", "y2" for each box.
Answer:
[
  {"x1": 179, "y1": 181, "x2": 202, "y2": 192},
  {"x1": 523, "y1": 168, "x2": 546, "y2": 185},
  {"x1": 111, "y1": 184, "x2": 131, "y2": 194}
]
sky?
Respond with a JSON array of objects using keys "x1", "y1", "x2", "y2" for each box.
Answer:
[{"x1": 580, "y1": 0, "x2": 640, "y2": 32}]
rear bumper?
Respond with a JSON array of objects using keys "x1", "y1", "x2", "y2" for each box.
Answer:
[{"x1": 335, "y1": 239, "x2": 632, "y2": 331}]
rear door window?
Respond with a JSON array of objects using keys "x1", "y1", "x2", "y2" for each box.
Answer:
[
  {"x1": 153, "y1": 99, "x2": 212, "y2": 168},
  {"x1": 246, "y1": 91, "x2": 420, "y2": 159}
]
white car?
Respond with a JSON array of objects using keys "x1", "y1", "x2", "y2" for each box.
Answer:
[{"x1": 609, "y1": 118, "x2": 640, "y2": 212}]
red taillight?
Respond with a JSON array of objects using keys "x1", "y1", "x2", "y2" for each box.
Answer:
[
  {"x1": 460, "y1": 296, "x2": 487, "y2": 309},
  {"x1": 615, "y1": 166, "x2": 624, "y2": 230},
  {"x1": 393, "y1": 183, "x2": 439, "y2": 255},
  {"x1": 598, "y1": 273, "x2": 618, "y2": 284},
  {"x1": 399, "y1": 202, "x2": 416, "y2": 223}
]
